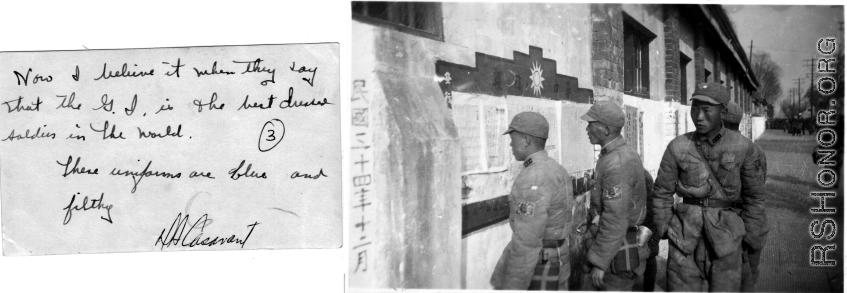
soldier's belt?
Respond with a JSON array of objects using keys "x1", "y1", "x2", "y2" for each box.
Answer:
[{"x1": 682, "y1": 197, "x2": 741, "y2": 209}]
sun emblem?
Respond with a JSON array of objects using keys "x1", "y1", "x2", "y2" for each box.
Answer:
[{"x1": 529, "y1": 61, "x2": 544, "y2": 96}]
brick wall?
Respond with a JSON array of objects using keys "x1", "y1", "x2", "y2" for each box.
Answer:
[
  {"x1": 694, "y1": 30, "x2": 705, "y2": 85},
  {"x1": 663, "y1": 5, "x2": 680, "y2": 102},
  {"x1": 591, "y1": 4, "x2": 624, "y2": 102}
]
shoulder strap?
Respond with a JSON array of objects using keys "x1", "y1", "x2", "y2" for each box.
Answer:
[{"x1": 691, "y1": 142, "x2": 727, "y2": 200}]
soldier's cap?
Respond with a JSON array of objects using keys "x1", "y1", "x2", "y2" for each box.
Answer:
[
  {"x1": 691, "y1": 82, "x2": 730, "y2": 106},
  {"x1": 503, "y1": 112, "x2": 549, "y2": 139},
  {"x1": 580, "y1": 100, "x2": 625, "y2": 128},
  {"x1": 723, "y1": 101, "x2": 743, "y2": 124}
]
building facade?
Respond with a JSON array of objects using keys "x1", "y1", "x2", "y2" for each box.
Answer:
[{"x1": 349, "y1": 3, "x2": 760, "y2": 290}]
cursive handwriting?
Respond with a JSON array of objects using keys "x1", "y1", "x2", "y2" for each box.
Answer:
[
  {"x1": 56, "y1": 92, "x2": 82, "y2": 110},
  {"x1": 237, "y1": 94, "x2": 276, "y2": 110},
  {"x1": 154, "y1": 213, "x2": 259, "y2": 250},
  {"x1": 163, "y1": 58, "x2": 184, "y2": 78},
  {"x1": 3, "y1": 96, "x2": 42, "y2": 113},
  {"x1": 91, "y1": 94, "x2": 114, "y2": 112},
  {"x1": 57, "y1": 155, "x2": 99, "y2": 177},
  {"x1": 228, "y1": 160, "x2": 268, "y2": 180},
  {"x1": 279, "y1": 87, "x2": 332, "y2": 109},
  {"x1": 111, "y1": 160, "x2": 182, "y2": 193},
  {"x1": 63, "y1": 192, "x2": 113, "y2": 225},
  {"x1": 156, "y1": 98, "x2": 173, "y2": 114},
  {"x1": 193, "y1": 92, "x2": 226, "y2": 112},
  {"x1": 137, "y1": 124, "x2": 184, "y2": 139},
  {"x1": 291, "y1": 168, "x2": 327, "y2": 180},
  {"x1": 94, "y1": 63, "x2": 155, "y2": 80},
  {"x1": 90, "y1": 120, "x2": 126, "y2": 140},
  {"x1": 189, "y1": 171, "x2": 215, "y2": 179},
  {"x1": 14, "y1": 68, "x2": 52, "y2": 86},
  {"x1": 1, "y1": 126, "x2": 56, "y2": 141},
  {"x1": 124, "y1": 94, "x2": 138, "y2": 116},
  {"x1": 290, "y1": 62, "x2": 317, "y2": 86},
  {"x1": 232, "y1": 58, "x2": 275, "y2": 86},
  {"x1": 194, "y1": 61, "x2": 235, "y2": 77}
]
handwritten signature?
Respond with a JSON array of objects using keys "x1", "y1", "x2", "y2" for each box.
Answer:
[
  {"x1": 63, "y1": 192, "x2": 113, "y2": 225},
  {"x1": 154, "y1": 213, "x2": 259, "y2": 250}
]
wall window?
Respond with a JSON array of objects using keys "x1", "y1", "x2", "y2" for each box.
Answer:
[
  {"x1": 734, "y1": 79, "x2": 740, "y2": 103},
  {"x1": 623, "y1": 14, "x2": 656, "y2": 98},
  {"x1": 680, "y1": 53, "x2": 691, "y2": 105},
  {"x1": 352, "y1": 2, "x2": 443, "y2": 41},
  {"x1": 704, "y1": 69, "x2": 712, "y2": 83}
]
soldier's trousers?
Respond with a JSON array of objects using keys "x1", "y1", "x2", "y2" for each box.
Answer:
[
  {"x1": 740, "y1": 247, "x2": 763, "y2": 291},
  {"x1": 667, "y1": 236, "x2": 742, "y2": 291}
]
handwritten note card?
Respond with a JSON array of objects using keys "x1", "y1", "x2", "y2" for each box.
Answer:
[{"x1": 0, "y1": 44, "x2": 341, "y2": 256}]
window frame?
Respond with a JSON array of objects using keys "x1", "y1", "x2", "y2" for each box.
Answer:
[
  {"x1": 680, "y1": 52, "x2": 691, "y2": 105},
  {"x1": 352, "y1": 2, "x2": 444, "y2": 42},
  {"x1": 622, "y1": 14, "x2": 656, "y2": 99}
]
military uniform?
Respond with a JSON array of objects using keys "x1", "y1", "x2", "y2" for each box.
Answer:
[
  {"x1": 725, "y1": 101, "x2": 769, "y2": 292},
  {"x1": 654, "y1": 84, "x2": 767, "y2": 292},
  {"x1": 579, "y1": 101, "x2": 650, "y2": 291},
  {"x1": 583, "y1": 138, "x2": 650, "y2": 291},
  {"x1": 491, "y1": 113, "x2": 574, "y2": 290}
]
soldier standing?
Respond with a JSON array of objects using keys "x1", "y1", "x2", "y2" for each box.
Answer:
[
  {"x1": 723, "y1": 101, "x2": 769, "y2": 292},
  {"x1": 491, "y1": 112, "x2": 574, "y2": 290},
  {"x1": 579, "y1": 100, "x2": 650, "y2": 291},
  {"x1": 653, "y1": 83, "x2": 767, "y2": 291}
]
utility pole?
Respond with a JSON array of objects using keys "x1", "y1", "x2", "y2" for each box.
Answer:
[
  {"x1": 794, "y1": 77, "x2": 804, "y2": 118},
  {"x1": 803, "y1": 58, "x2": 816, "y2": 118},
  {"x1": 749, "y1": 40, "x2": 753, "y2": 64},
  {"x1": 792, "y1": 88, "x2": 799, "y2": 117}
]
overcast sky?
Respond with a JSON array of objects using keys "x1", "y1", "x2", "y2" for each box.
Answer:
[{"x1": 725, "y1": 4, "x2": 844, "y2": 118}]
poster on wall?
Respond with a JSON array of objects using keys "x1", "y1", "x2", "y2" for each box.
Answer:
[
  {"x1": 559, "y1": 103, "x2": 595, "y2": 173},
  {"x1": 451, "y1": 92, "x2": 509, "y2": 175}
]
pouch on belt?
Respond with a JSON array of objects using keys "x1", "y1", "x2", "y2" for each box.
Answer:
[
  {"x1": 667, "y1": 203, "x2": 704, "y2": 255},
  {"x1": 703, "y1": 207, "x2": 746, "y2": 258},
  {"x1": 610, "y1": 229, "x2": 641, "y2": 274}
]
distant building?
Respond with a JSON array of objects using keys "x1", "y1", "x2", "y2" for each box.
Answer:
[{"x1": 349, "y1": 3, "x2": 761, "y2": 290}]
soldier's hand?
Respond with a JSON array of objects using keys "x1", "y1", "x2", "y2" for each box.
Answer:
[{"x1": 590, "y1": 266, "x2": 605, "y2": 288}]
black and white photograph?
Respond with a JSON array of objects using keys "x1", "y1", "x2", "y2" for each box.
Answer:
[
  {"x1": 0, "y1": 1, "x2": 844, "y2": 293},
  {"x1": 349, "y1": 2, "x2": 844, "y2": 292}
]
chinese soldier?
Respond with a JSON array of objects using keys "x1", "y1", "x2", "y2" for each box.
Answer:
[
  {"x1": 723, "y1": 101, "x2": 769, "y2": 292},
  {"x1": 580, "y1": 100, "x2": 650, "y2": 291},
  {"x1": 653, "y1": 83, "x2": 767, "y2": 291},
  {"x1": 491, "y1": 112, "x2": 574, "y2": 290}
]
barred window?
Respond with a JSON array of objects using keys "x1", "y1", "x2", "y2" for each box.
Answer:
[
  {"x1": 623, "y1": 14, "x2": 656, "y2": 98},
  {"x1": 680, "y1": 53, "x2": 691, "y2": 104},
  {"x1": 352, "y1": 2, "x2": 443, "y2": 41}
]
